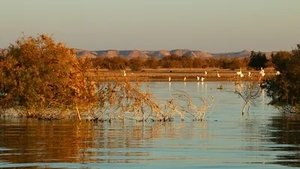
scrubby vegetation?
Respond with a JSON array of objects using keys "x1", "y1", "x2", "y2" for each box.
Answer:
[
  {"x1": 1, "y1": 34, "x2": 297, "y2": 120},
  {"x1": 0, "y1": 35, "x2": 213, "y2": 121},
  {"x1": 0, "y1": 35, "x2": 97, "y2": 119},
  {"x1": 248, "y1": 51, "x2": 268, "y2": 70},
  {"x1": 92, "y1": 53, "x2": 251, "y2": 71},
  {"x1": 264, "y1": 45, "x2": 300, "y2": 113}
]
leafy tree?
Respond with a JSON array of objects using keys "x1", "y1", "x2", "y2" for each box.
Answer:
[
  {"x1": 145, "y1": 56, "x2": 159, "y2": 69},
  {"x1": 218, "y1": 57, "x2": 243, "y2": 70},
  {"x1": 192, "y1": 58, "x2": 205, "y2": 68},
  {"x1": 248, "y1": 51, "x2": 268, "y2": 69},
  {"x1": 271, "y1": 51, "x2": 292, "y2": 71},
  {"x1": 0, "y1": 35, "x2": 97, "y2": 118},
  {"x1": 101, "y1": 57, "x2": 127, "y2": 70},
  {"x1": 160, "y1": 54, "x2": 183, "y2": 68},
  {"x1": 240, "y1": 57, "x2": 250, "y2": 68},
  {"x1": 91, "y1": 57, "x2": 104, "y2": 69},
  {"x1": 181, "y1": 55, "x2": 193, "y2": 68},
  {"x1": 206, "y1": 58, "x2": 218, "y2": 68},
  {"x1": 128, "y1": 57, "x2": 144, "y2": 71},
  {"x1": 264, "y1": 46, "x2": 300, "y2": 113}
]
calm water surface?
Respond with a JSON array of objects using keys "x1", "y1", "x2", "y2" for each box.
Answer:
[{"x1": 0, "y1": 82, "x2": 299, "y2": 169}]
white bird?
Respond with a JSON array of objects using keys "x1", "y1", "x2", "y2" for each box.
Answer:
[
  {"x1": 236, "y1": 68, "x2": 244, "y2": 78},
  {"x1": 197, "y1": 76, "x2": 200, "y2": 81},
  {"x1": 123, "y1": 70, "x2": 127, "y2": 77},
  {"x1": 236, "y1": 69, "x2": 242, "y2": 76},
  {"x1": 260, "y1": 68, "x2": 265, "y2": 77},
  {"x1": 217, "y1": 72, "x2": 220, "y2": 78},
  {"x1": 168, "y1": 76, "x2": 172, "y2": 82},
  {"x1": 201, "y1": 77, "x2": 205, "y2": 82},
  {"x1": 248, "y1": 72, "x2": 251, "y2": 77},
  {"x1": 276, "y1": 71, "x2": 281, "y2": 75},
  {"x1": 184, "y1": 77, "x2": 187, "y2": 81},
  {"x1": 205, "y1": 71, "x2": 208, "y2": 76}
]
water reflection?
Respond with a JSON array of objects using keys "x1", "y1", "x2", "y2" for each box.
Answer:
[
  {"x1": 0, "y1": 119, "x2": 95, "y2": 163},
  {"x1": 0, "y1": 82, "x2": 298, "y2": 169},
  {"x1": 268, "y1": 114, "x2": 300, "y2": 167},
  {"x1": 0, "y1": 119, "x2": 210, "y2": 167}
]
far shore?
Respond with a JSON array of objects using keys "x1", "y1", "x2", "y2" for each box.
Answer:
[{"x1": 91, "y1": 68, "x2": 276, "y2": 82}]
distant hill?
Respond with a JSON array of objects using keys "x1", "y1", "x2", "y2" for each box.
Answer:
[
  {"x1": 211, "y1": 50, "x2": 251, "y2": 58},
  {"x1": 0, "y1": 47, "x2": 278, "y2": 60},
  {"x1": 76, "y1": 49, "x2": 214, "y2": 59},
  {"x1": 169, "y1": 49, "x2": 213, "y2": 58},
  {"x1": 76, "y1": 49, "x2": 273, "y2": 59},
  {"x1": 76, "y1": 50, "x2": 98, "y2": 58}
]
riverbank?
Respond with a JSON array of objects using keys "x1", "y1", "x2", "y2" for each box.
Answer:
[{"x1": 92, "y1": 68, "x2": 276, "y2": 82}]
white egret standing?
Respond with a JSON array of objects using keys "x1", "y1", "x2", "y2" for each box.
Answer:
[
  {"x1": 123, "y1": 70, "x2": 127, "y2": 77},
  {"x1": 240, "y1": 73, "x2": 244, "y2": 78},
  {"x1": 236, "y1": 69, "x2": 242, "y2": 76},
  {"x1": 169, "y1": 80, "x2": 172, "y2": 93},
  {"x1": 260, "y1": 68, "x2": 265, "y2": 77},
  {"x1": 197, "y1": 76, "x2": 200, "y2": 81},
  {"x1": 248, "y1": 72, "x2": 251, "y2": 77},
  {"x1": 168, "y1": 76, "x2": 172, "y2": 82}
]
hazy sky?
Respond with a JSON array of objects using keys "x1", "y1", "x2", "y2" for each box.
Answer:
[{"x1": 1, "y1": 0, "x2": 300, "y2": 52}]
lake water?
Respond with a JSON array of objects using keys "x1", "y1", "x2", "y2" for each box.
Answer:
[{"x1": 0, "y1": 82, "x2": 299, "y2": 169}]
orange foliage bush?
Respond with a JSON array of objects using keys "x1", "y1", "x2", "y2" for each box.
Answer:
[{"x1": 0, "y1": 35, "x2": 97, "y2": 118}]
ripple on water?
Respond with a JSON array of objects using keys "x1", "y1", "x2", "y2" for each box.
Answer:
[{"x1": 0, "y1": 82, "x2": 299, "y2": 169}]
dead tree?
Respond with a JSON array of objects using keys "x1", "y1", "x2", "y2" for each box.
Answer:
[
  {"x1": 172, "y1": 91, "x2": 214, "y2": 121},
  {"x1": 235, "y1": 82, "x2": 261, "y2": 116}
]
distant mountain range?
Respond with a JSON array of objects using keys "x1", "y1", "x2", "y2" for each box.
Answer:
[
  {"x1": 76, "y1": 49, "x2": 253, "y2": 59},
  {"x1": 0, "y1": 48, "x2": 274, "y2": 59}
]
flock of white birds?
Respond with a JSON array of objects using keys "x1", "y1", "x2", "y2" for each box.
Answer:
[{"x1": 122, "y1": 68, "x2": 280, "y2": 82}]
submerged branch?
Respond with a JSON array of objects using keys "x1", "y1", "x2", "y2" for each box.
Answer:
[{"x1": 235, "y1": 82, "x2": 262, "y2": 115}]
